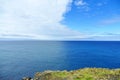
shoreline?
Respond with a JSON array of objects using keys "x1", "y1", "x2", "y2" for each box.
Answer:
[{"x1": 23, "y1": 68, "x2": 120, "y2": 80}]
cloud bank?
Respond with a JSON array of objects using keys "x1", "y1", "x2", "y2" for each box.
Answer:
[{"x1": 0, "y1": 0, "x2": 85, "y2": 40}]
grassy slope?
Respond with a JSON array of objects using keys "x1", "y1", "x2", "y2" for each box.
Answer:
[{"x1": 33, "y1": 68, "x2": 120, "y2": 80}]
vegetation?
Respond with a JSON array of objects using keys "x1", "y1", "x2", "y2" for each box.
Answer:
[{"x1": 23, "y1": 68, "x2": 120, "y2": 80}]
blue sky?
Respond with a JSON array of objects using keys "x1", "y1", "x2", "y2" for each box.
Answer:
[
  {"x1": 64, "y1": 0, "x2": 120, "y2": 35},
  {"x1": 0, "y1": 0, "x2": 120, "y2": 40}
]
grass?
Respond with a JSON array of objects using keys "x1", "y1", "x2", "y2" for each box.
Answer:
[{"x1": 33, "y1": 68, "x2": 120, "y2": 80}]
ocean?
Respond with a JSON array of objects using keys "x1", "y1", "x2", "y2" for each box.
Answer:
[{"x1": 0, "y1": 41, "x2": 120, "y2": 80}]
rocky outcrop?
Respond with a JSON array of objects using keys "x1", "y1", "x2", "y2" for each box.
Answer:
[{"x1": 22, "y1": 77, "x2": 32, "y2": 80}]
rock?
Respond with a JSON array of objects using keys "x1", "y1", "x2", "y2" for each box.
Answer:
[{"x1": 22, "y1": 77, "x2": 32, "y2": 80}]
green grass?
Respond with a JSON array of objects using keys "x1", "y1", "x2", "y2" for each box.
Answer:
[{"x1": 33, "y1": 68, "x2": 120, "y2": 80}]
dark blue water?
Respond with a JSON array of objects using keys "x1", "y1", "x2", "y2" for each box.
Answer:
[{"x1": 0, "y1": 41, "x2": 120, "y2": 80}]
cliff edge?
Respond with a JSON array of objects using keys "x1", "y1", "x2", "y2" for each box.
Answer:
[{"x1": 23, "y1": 68, "x2": 120, "y2": 80}]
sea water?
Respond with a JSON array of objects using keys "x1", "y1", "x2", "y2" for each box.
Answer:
[{"x1": 0, "y1": 41, "x2": 120, "y2": 80}]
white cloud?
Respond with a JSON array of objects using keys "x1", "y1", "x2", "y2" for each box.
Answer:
[
  {"x1": 74, "y1": 0, "x2": 87, "y2": 6},
  {"x1": 0, "y1": 0, "x2": 85, "y2": 40},
  {"x1": 100, "y1": 16, "x2": 120, "y2": 25},
  {"x1": 74, "y1": 0, "x2": 90, "y2": 12}
]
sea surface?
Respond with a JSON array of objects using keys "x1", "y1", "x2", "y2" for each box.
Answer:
[{"x1": 0, "y1": 41, "x2": 120, "y2": 80}]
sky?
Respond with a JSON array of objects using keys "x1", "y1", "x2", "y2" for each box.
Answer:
[{"x1": 0, "y1": 0, "x2": 120, "y2": 40}]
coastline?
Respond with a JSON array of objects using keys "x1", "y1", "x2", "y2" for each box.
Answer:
[{"x1": 23, "y1": 68, "x2": 120, "y2": 80}]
